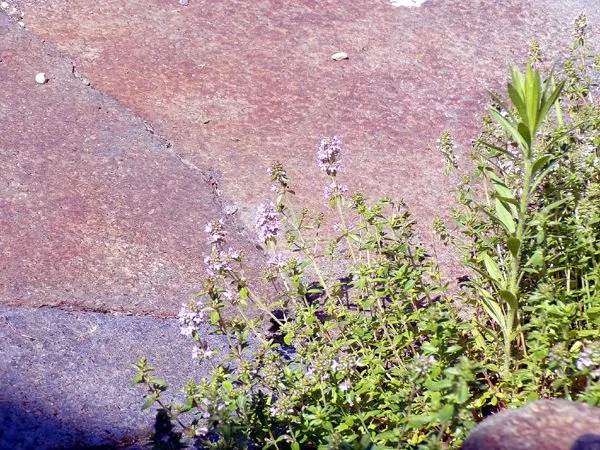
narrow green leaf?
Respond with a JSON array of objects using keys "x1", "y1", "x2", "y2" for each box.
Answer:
[
  {"x1": 531, "y1": 154, "x2": 551, "y2": 177},
  {"x1": 530, "y1": 161, "x2": 560, "y2": 193},
  {"x1": 538, "y1": 80, "x2": 565, "y2": 130},
  {"x1": 479, "y1": 291, "x2": 507, "y2": 331},
  {"x1": 507, "y1": 237, "x2": 521, "y2": 257},
  {"x1": 541, "y1": 198, "x2": 568, "y2": 215},
  {"x1": 490, "y1": 109, "x2": 529, "y2": 151},
  {"x1": 483, "y1": 253, "x2": 505, "y2": 286},
  {"x1": 510, "y1": 65, "x2": 525, "y2": 97},
  {"x1": 508, "y1": 83, "x2": 527, "y2": 120},
  {"x1": 498, "y1": 290, "x2": 518, "y2": 311},
  {"x1": 479, "y1": 140, "x2": 521, "y2": 159},
  {"x1": 517, "y1": 122, "x2": 532, "y2": 153},
  {"x1": 495, "y1": 198, "x2": 516, "y2": 233},
  {"x1": 524, "y1": 64, "x2": 541, "y2": 134}
]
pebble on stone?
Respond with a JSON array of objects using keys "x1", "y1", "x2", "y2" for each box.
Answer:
[
  {"x1": 35, "y1": 72, "x2": 48, "y2": 84},
  {"x1": 179, "y1": 0, "x2": 189, "y2": 5},
  {"x1": 224, "y1": 204, "x2": 238, "y2": 215},
  {"x1": 18, "y1": 21, "x2": 25, "y2": 28},
  {"x1": 389, "y1": 0, "x2": 427, "y2": 6},
  {"x1": 331, "y1": 52, "x2": 349, "y2": 61},
  {"x1": 0, "y1": 2, "x2": 9, "y2": 10}
]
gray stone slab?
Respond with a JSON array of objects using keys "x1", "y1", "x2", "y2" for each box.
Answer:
[{"x1": 0, "y1": 306, "x2": 226, "y2": 449}]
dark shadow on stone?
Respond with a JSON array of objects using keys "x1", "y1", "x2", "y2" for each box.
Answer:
[
  {"x1": 572, "y1": 434, "x2": 600, "y2": 450},
  {"x1": 0, "y1": 399, "x2": 149, "y2": 449},
  {"x1": 150, "y1": 408, "x2": 185, "y2": 450}
]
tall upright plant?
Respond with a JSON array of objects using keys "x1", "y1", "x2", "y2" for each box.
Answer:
[{"x1": 474, "y1": 65, "x2": 565, "y2": 373}]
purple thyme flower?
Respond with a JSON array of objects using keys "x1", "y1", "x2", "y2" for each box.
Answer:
[
  {"x1": 205, "y1": 219, "x2": 227, "y2": 245},
  {"x1": 178, "y1": 299, "x2": 206, "y2": 337},
  {"x1": 323, "y1": 181, "x2": 348, "y2": 200},
  {"x1": 267, "y1": 252, "x2": 286, "y2": 268},
  {"x1": 255, "y1": 202, "x2": 280, "y2": 244},
  {"x1": 204, "y1": 252, "x2": 233, "y2": 276},
  {"x1": 192, "y1": 342, "x2": 215, "y2": 360},
  {"x1": 577, "y1": 342, "x2": 600, "y2": 378},
  {"x1": 317, "y1": 136, "x2": 342, "y2": 175}
]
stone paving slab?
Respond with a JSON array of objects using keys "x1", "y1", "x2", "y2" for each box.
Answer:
[
  {"x1": 0, "y1": 306, "x2": 226, "y2": 449},
  {"x1": 0, "y1": 11, "x2": 265, "y2": 316},
  {"x1": 6, "y1": 0, "x2": 600, "y2": 276}
]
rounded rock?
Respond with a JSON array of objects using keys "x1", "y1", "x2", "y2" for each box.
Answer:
[
  {"x1": 331, "y1": 52, "x2": 349, "y2": 61},
  {"x1": 35, "y1": 72, "x2": 48, "y2": 84},
  {"x1": 0, "y1": 2, "x2": 9, "y2": 10}
]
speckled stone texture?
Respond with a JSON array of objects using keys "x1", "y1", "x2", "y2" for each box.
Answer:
[
  {"x1": 0, "y1": 306, "x2": 227, "y2": 449},
  {"x1": 0, "y1": 11, "x2": 265, "y2": 317},
  {"x1": 460, "y1": 400, "x2": 600, "y2": 450},
  {"x1": 2, "y1": 0, "x2": 600, "y2": 449},
  {"x1": 5, "y1": 0, "x2": 600, "y2": 283}
]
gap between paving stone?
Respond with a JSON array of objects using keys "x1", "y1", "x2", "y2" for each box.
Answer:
[
  {"x1": 0, "y1": 12, "x2": 265, "y2": 449},
  {"x1": 0, "y1": 11, "x2": 269, "y2": 318}
]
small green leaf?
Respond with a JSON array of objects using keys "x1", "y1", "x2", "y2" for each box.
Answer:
[
  {"x1": 132, "y1": 373, "x2": 143, "y2": 384},
  {"x1": 456, "y1": 381, "x2": 470, "y2": 404},
  {"x1": 425, "y1": 379, "x2": 453, "y2": 391},
  {"x1": 437, "y1": 404, "x2": 455, "y2": 422},
  {"x1": 222, "y1": 381, "x2": 233, "y2": 391},
  {"x1": 507, "y1": 237, "x2": 521, "y2": 257},
  {"x1": 284, "y1": 332, "x2": 294, "y2": 345},
  {"x1": 142, "y1": 396, "x2": 155, "y2": 410},
  {"x1": 210, "y1": 310, "x2": 220, "y2": 325},
  {"x1": 483, "y1": 253, "x2": 505, "y2": 286},
  {"x1": 525, "y1": 250, "x2": 544, "y2": 268}
]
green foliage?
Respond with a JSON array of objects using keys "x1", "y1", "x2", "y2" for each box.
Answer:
[{"x1": 134, "y1": 21, "x2": 600, "y2": 450}]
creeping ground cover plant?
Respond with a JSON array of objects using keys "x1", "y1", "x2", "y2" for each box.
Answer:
[{"x1": 135, "y1": 20, "x2": 599, "y2": 450}]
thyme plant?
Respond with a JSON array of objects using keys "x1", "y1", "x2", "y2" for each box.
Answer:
[{"x1": 134, "y1": 18, "x2": 600, "y2": 449}]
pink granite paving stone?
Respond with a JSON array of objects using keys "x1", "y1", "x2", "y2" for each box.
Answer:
[{"x1": 5, "y1": 0, "x2": 599, "y2": 280}]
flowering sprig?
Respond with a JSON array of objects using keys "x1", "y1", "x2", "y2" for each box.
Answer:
[
  {"x1": 178, "y1": 299, "x2": 207, "y2": 338},
  {"x1": 255, "y1": 202, "x2": 280, "y2": 245},
  {"x1": 572, "y1": 13, "x2": 588, "y2": 49},
  {"x1": 204, "y1": 219, "x2": 227, "y2": 245},
  {"x1": 317, "y1": 136, "x2": 343, "y2": 175},
  {"x1": 577, "y1": 342, "x2": 600, "y2": 379}
]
